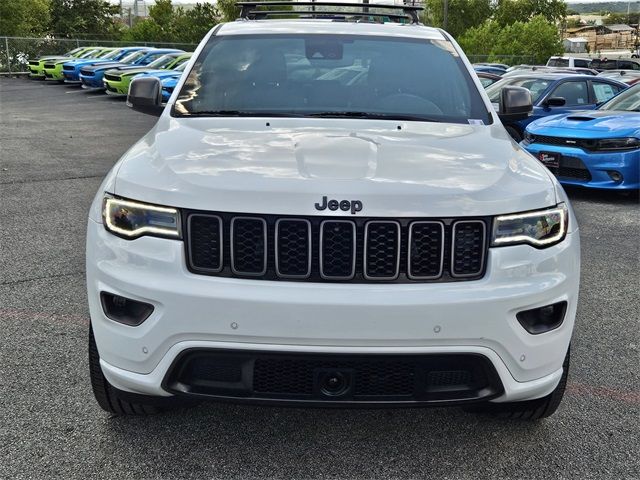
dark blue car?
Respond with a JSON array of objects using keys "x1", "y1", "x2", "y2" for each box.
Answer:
[
  {"x1": 61, "y1": 47, "x2": 147, "y2": 83},
  {"x1": 486, "y1": 73, "x2": 628, "y2": 141},
  {"x1": 78, "y1": 48, "x2": 183, "y2": 90},
  {"x1": 522, "y1": 84, "x2": 639, "y2": 191}
]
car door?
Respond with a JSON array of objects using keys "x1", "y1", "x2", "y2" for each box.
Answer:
[
  {"x1": 590, "y1": 80, "x2": 624, "y2": 105},
  {"x1": 519, "y1": 79, "x2": 591, "y2": 130}
]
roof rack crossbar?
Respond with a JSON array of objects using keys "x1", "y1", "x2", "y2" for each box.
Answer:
[
  {"x1": 248, "y1": 9, "x2": 409, "y2": 21},
  {"x1": 237, "y1": 2, "x2": 423, "y2": 24}
]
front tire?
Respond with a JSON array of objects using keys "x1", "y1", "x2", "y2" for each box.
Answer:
[
  {"x1": 465, "y1": 348, "x2": 570, "y2": 420},
  {"x1": 89, "y1": 324, "x2": 187, "y2": 415}
]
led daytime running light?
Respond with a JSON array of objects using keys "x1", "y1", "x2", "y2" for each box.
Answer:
[
  {"x1": 493, "y1": 205, "x2": 567, "y2": 247},
  {"x1": 103, "y1": 196, "x2": 180, "y2": 239}
]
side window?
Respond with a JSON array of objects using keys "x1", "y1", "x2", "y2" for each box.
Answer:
[
  {"x1": 592, "y1": 82, "x2": 621, "y2": 103},
  {"x1": 549, "y1": 81, "x2": 589, "y2": 106},
  {"x1": 479, "y1": 77, "x2": 496, "y2": 88},
  {"x1": 574, "y1": 59, "x2": 590, "y2": 68},
  {"x1": 141, "y1": 54, "x2": 160, "y2": 65},
  {"x1": 619, "y1": 61, "x2": 640, "y2": 71}
]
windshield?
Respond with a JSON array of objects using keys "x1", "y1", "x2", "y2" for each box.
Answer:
[
  {"x1": 486, "y1": 77, "x2": 552, "y2": 103},
  {"x1": 100, "y1": 49, "x2": 123, "y2": 60},
  {"x1": 121, "y1": 50, "x2": 147, "y2": 64},
  {"x1": 65, "y1": 47, "x2": 84, "y2": 56},
  {"x1": 174, "y1": 34, "x2": 492, "y2": 124},
  {"x1": 174, "y1": 62, "x2": 187, "y2": 72},
  {"x1": 79, "y1": 49, "x2": 101, "y2": 58},
  {"x1": 148, "y1": 54, "x2": 178, "y2": 69},
  {"x1": 547, "y1": 58, "x2": 569, "y2": 67},
  {"x1": 96, "y1": 49, "x2": 115, "y2": 59},
  {"x1": 600, "y1": 85, "x2": 640, "y2": 111}
]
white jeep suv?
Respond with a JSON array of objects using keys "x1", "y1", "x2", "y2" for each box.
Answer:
[{"x1": 87, "y1": 3, "x2": 580, "y2": 419}]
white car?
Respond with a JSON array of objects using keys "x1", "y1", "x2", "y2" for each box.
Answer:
[
  {"x1": 86, "y1": 3, "x2": 580, "y2": 419},
  {"x1": 546, "y1": 56, "x2": 592, "y2": 69}
]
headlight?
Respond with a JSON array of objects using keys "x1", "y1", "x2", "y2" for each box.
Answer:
[
  {"x1": 102, "y1": 195, "x2": 181, "y2": 239},
  {"x1": 492, "y1": 204, "x2": 568, "y2": 248},
  {"x1": 593, "y1": 137, "x2": 640, "y2": 151}
]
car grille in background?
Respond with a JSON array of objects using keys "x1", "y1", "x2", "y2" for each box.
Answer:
[
  {"x1": 29, "y1": 61, "x2": 39, "y2": 66},
  {"x1": 43, "y1": 63, "x2": 55, "y2": 69},
  {"x1": 80, "y1": 69, "x2": 94, "y2": 76},
  {"x1": 529, "y1": 134, "x2": 601, "y2": 152},
  {"x1": 185, "y1": 212, "x2": 488, "y2": 283},
  {"x1": 104, "y1": 73, "x2": 120, "y2": 82},
  {"x1": 62, "y1": 65, "x2": 74, "y2": 71}
]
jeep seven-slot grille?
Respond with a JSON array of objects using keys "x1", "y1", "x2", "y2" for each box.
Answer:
[{"x1": 185, "y1": 212, "x2": 488, "y2": 283}]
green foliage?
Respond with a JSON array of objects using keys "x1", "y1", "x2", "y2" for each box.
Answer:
[
  {"x1": 0, "y1": 0, "x2": 51, "y2": 37},
  {"x1": 459, "y1": 15, "x2": 563, "y2": 64},
  {"x1": 423, "y1": 0, "x2": 493, "y2": 38},
  {"x1": 49, "y1": 0, "x2": 120, "y2": 38},
  {"x1": 122, "y1": 0, "x2": 220, "y2": 44},
  {"x1": 493, "y1": 0, "x2": 567, "y2": 27},
  {"x1": 602, "y1": 12, "x2": 640, "y2": 25},
  {"x1": 217, "y1": 0, "x2": 241, "y2": 23}
]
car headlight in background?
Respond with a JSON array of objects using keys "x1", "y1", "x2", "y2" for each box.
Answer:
[
  {"x1": 103, "y1": 195, "x2": 181, "y2": 239},
  {"x1": 593, "y1": 137, "x2": 640, "y2": 151},
  {"x1": 492, "y1": 204, "x2": 568, "y2": 248}
]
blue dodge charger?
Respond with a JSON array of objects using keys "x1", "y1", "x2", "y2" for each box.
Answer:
[
  {"x1": 486, "y1": 73, "x2": 628, "y2": 141},
  {"x1": 522, "y1": 84, "x2": 639, "y2": 190}
]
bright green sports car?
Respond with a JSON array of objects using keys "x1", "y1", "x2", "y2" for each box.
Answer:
[
  {"x1": 43, "y1": 47, "x2": 113, "y2": 82},
  {"x1": 103, "y1": 52, "x2": 191, "y2": 95},
  {"x1": 28, "y1": 47, "x2": 95, "y2": 78}
]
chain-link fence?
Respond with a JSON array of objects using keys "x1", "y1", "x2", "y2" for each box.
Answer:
[{"x1": 0, "y1": 36, "x2": 198, "y2": 73}]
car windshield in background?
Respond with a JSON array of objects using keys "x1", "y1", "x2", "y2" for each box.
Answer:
[
  {"x1": 548, "y1": 58, "x2": 569, "y2": 67},
  {"x1": 121, "y1": 51, "x2": 147, "y2": 63},
  {"x1": 101, "y1": 49, "x2": 123, "y2": 60},
  {"x1": 148, "y1": 55, "x2": 177, "y2": 69},
  {"x1": 600, "y1": 84, "x2": 640, "y2": 111},
  {"x1": 486, "y1": 77, "x2": 552, "y2": 103},
  {"x1": 80, "y1": 49, "x2": 101, "y2": 58},
  {"x1": 174, "y1": 34, "x2": 492, "y2": 124}
]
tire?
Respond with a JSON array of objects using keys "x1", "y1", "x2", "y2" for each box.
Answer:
[
  {"x1": 465, "y1": 347, "x2": 570, "y2": 420},
  {"x1": 89, "y1": 324, "x2": 187, "y2": 415},
  {"x1": 505, "y1": 126, "x2": 523, "y2": 142}
]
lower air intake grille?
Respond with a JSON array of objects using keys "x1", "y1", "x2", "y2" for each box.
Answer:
[{"x1": 185, "y1": 212, "x2": 489, "y2": 283}]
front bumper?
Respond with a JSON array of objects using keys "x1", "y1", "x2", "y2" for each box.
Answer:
[
  {"x1": 63, "y1": 70, "x2": 81, "y2": 83},
  {"x1": 80, "y1": 74, "x2": 105, "y2": 89},
  {"x1": 104, "y1": 80, "x2": 128, "y2": 95},
  {"x1": 87, "y1": 219, "x2": 580, "y2": 404},
  {"x1": 524, "y1": 143, "x2": 640, "y2": 190}
]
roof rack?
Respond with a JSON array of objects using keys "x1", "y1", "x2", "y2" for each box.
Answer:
[{"x1": 237, "y1": 1, "x2": 424, "y2": 25}]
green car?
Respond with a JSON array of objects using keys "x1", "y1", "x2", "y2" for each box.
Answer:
[
  {"x1": 43, "y1": 47, "x2": 113, "y2": 82},
  {"x1": 103, "y1": 52, "x2": 191, "y2": 95},
  {"x1": 28, "y1": 47, "x2": 95, "y2": 79}
]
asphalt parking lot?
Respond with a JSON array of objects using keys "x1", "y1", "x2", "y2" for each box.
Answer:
[{"x1": 1, "y1": 77, "x2": 639, "y2": 479}]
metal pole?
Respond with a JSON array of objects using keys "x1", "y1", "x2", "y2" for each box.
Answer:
[
  {"x1": 5, "y1": 37, "x2": 11, "y2": 74},
  {"x1": 443, "y1": 0, "x2": 448, "y2": 31}
]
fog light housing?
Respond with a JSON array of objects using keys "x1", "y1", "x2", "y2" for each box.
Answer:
[
  {"x1": 100, "y1": 292, "x2": 154, "y2": 326},
  {"x1": 516, "y1": 301, "x2": 567, "y2": 334},
  {"x1": 607, "y1": 171, "x2": 623, "y2": 182}
]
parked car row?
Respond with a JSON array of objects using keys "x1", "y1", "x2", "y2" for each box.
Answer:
[
  {"x1": 476, "y1": 67, "x2": 639, "y2": 191},
  {"x1": 27, "y1": 46, "x2": 191, "y2": 101}
]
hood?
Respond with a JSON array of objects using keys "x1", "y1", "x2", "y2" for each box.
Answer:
[
  {"x1": 115, "y1": 67, "x2": 153, "y2": 77},
  {"x1": 113, "y1": 118, "x2": 557, "y2": 218},
  {"x1": 528, "y1": 111, "x2": 640, "y2": 138}
]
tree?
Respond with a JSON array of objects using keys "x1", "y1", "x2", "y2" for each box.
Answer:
[
  {"x1": 459, "y1": 15, "x2": 563, "y2": 64},
  {"x1": 49, "y1": 0, "x2": 120, "y2": 38},
  {"x1": 493, "y1": 0, "x2": 567, "y2": 27},
  {"x1": 0, "y1": 0, "x2": 51, "y2": 37},
  {"x1": 217, "y1": 0, "x2": 241, "y2": 23},
  {"x1": 423, "y1": 0, "x2": 493, "y2": 38}
]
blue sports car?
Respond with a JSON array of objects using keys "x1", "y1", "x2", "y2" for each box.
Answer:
[
  {"x1": 486, "y1": 73, "x2": 628, "y2": 141},
  {"x1": 160, "y1": 72, "x2": 182, "y2": 103},
  {"x1": 78, "y1": 48, "x2": 183, "y2": 90},
  {"x1": 61, "y1": 47, "x2": 147, "y2": 84},
  {"x1": 522, "y1": 84, "x2": 639, "y2": 190}
]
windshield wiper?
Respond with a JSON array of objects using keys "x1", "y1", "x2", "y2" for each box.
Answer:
[
  {"x1": 181, "y1": 110, "x2": 305, "y2": 117},
  {"x1": 306, "y1": 111, "x2": 442, "y2": 122}
]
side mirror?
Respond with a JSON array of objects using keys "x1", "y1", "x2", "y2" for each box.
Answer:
[
  {"x1": 127, "y1": 77, "x2": 163, "y2": 116},
  {"x1": 545, "y1": 97, "x2": 567, "y2": 107},
  {"x1": 498, "y1": 86, "x2": 532, "y2": 122}
]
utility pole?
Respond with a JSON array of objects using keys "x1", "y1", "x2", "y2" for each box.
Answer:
[{"x1": 443, "y1": 0, "x2": 449, "y2": 30}]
